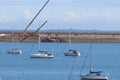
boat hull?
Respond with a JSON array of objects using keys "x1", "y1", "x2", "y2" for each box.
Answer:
[
  {"x1": 7, "y1": 49, "x2": 22, "y2": 54},
  {"x1": 80, "y1": 74, "x2": 108, "y2": 80},
  {"x1": 30, "y1": 53, "x2": 54, "y2": 58},
  {"x1": 64, "y1": 52, "x2": 80, "y2": 56},
  {"x1": 64, "y1": 51, "x2": 80, "y2": 56}
]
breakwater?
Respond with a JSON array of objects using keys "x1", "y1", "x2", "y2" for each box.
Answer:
[{"x1": 1, "y1": 32, "x2": 120, "y2": 42}]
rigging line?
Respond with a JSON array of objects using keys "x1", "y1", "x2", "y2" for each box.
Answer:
[
  {"x1": 67, "y1": 57, "x2": 76, "y2": 80},
  {"x1": 29, "y1": 42, "x2": 36, "y2": 54},
  {"x1": 80, "y1": 43, "x2": 93, "y2": 75},
  {"x1": 68, "y1": 66, "x2": 74, "y2": 80},
  {"x1": 68, "y1": 57, "x2": 78, "y2": 80}
]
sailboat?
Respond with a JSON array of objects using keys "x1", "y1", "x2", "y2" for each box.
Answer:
[
  {"x1": 64, "y1": 32, "x2": 80, "y2": 56},
  {"x1": 30, "y1": 29, "x2": 54, "y2": 58},
  {"x1": 80, "y1": 44, "x2": 108, "y2": 80},
  {"x1": 7, "y1": 32, "x2": 22, "y2": 54},
  {"x1": 7, "y1": 48, "x2": 22, "y2": 54}
]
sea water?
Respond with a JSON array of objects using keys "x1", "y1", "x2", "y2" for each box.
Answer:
[{"x1": 0, "y1": 42, "x2": 119, "y2": 80}]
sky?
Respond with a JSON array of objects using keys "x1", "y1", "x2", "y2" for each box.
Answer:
[{"x1": 0, "y1": 0, "x2": 120, "y2": 31}]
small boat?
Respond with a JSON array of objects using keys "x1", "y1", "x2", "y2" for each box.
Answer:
[
  {"x1": 30, "y1": 21, "x2": 54, "y2": 59},
  {"x1": 80, "y1": 71, "x2": 109, "y2": 80},
  {"x1": 30, "y1": 50, "x2": 54, "y2": 58},
  {"x1": 64, "y1": 32, "x2": 80, "y2": 56},
  {"x1": 7, "y1": 31, "x2": 22, "y2": 54},
  {"x1": 64, "y1": 49, "x2": 80, "y2": 56},
  {"x1": 7, "y1": 48, "x2": 22, "y2": 54},
  {"x1": 80, "y1": 44, "x2": 109, "y2": 80}
]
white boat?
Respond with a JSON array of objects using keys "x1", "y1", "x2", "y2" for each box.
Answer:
[
  {"x1": 30, "y1": 51, "x2": 54, "y2": 58},
  {"x1": 7, "y1": 32, "x2": 22, "y2": 54},
  {"x1": 64, "y1": 49, "x2": 80, "y2": 56},
  {"x1": 64, "y1": 32, "x2": 80, "y2": 56},
  {"x1": 80, "y1": 73, "x2": 108, "y2": 80},
  {"x1": 7, "y1": 48, "x2": 22, "y2": 54},
  {"x1": 30, "y1": 36, "x2": 54, "y2": 58},
  {"x1": 30, "y1": 21, "x2": 54, "y2": 59},
  {"x1": 80, "y1": 44, "x2": 109, "y2": 80}
]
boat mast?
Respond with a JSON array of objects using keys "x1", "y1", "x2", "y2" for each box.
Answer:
[
  {"x1": 38, "y1": 31, "x2": 40, "y2": 51},
  {"x1": 80, "y1": 43, "x2": 92, "y2": 75},
  {"x1": 69, "y1": 32, "x2": 71, "y2": 49},
  {"x1": 38, "y1": 21, "x2": 48, "y2": 51},
  {"x1": 90, "y1": 44, "x2": 93, "y2": 73}
]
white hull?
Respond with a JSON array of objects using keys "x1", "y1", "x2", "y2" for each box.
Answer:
[
  {"x1": 7, "y1": 49, "x2": 22, "y2": 54},
  {"x1": 64, "y1": 50, "x2": 80, "y2": 56},
  {"x1": 80, "y1": 74, "x2": 108, "y2": 80},
  {"x1": 30, "y1": 53, "x2": 54, "y2": 58}
]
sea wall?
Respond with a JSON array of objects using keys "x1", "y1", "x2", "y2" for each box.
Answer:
[{"x1": 0, "y1": 32, "x2": 120, "y2": 42}]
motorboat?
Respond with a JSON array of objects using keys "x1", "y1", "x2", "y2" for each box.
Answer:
[
  {"x1": 64, "y1": 49, "x2": 80, "y2": 56},
  {"x1": 30, "y1": 51, "x2": 54, "y2": 58},
  {"x1": 7, "y1": 48, "x2": 22, "y2": 54}
]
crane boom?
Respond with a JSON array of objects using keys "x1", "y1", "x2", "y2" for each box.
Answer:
[
  {"x1": 20, "y1": 20, "x2": 48, "y2": 42},
  {"x1": 33, "y1": 20, "x2": 48, "y2": 34},
  {"x1": 23, "y1": 0, "x2": 49, "y2": 35}
]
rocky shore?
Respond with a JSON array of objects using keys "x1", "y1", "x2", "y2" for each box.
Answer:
[{"x1": 1, "y1": 32, "x2": 120, "y2": 43}]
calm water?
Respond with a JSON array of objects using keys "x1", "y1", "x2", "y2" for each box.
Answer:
[{"x1": 0, "y1": 42, "x2": 119, "y2": 80}]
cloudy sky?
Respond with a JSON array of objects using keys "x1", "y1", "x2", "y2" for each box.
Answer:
[{"x1": 0, "y1": 0, "x2": 120, "y2": 31}]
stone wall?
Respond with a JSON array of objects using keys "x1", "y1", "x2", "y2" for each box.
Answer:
[{"x1": 0, "y1": 32, "x2": 120, "y2": 42}]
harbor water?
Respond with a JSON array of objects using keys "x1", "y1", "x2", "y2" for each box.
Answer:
[{"x1": 0, "y1": 42, "x2": 119, "y2": 80}]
